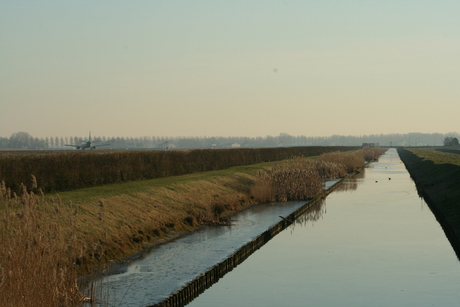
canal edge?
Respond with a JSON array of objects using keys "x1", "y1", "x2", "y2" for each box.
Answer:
[
  {"x1": 150, "y1": 168, "x2": 363, "y2": 307},
  {"x1": 396, "y1": 147, "x2": 460, "y2": 260}
]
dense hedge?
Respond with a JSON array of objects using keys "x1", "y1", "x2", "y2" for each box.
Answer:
[{"x1": 0, "y1": 147, "x2": 359, "y2": 193}]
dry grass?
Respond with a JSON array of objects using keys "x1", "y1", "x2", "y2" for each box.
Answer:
[
  {"x1": 251, "y1": 148, "x2": 387, "y2": 203},
  {"x1": 0, "y1": 147, "x2": 384, "y2": 305},
  {"x1": 0, "y1": 184, "x2": 81, "y2": 306},
  {"x1": 317, "y1": 151, "x2": 364, "y2": 173},
  {"x1": 251, "y1": 157, "x2": 323, "y2": 202},
  {"x1": 0, "y1": 173, "x2": 255, "y2": 305}
]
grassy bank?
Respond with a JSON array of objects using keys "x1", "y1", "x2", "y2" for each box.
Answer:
[
  {"x1": 1, "y1": 162, "x2": 270, "y2": 306},
  {"x1": 397, "y1": 147, "x2": 460, "y2": 258},
  {"x1": 0, "y1": 147, "x2": 385, "y2": 305},
  {"x1": 0, "y1": 146, "x2": 359, "y2": 193}
]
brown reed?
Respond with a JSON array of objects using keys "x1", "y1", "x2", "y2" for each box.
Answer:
[
  {"x1": 252, "y1": 148, "x2": 387, "y2": 203},
  {"x1": 252, "y1": 157, "x2": 323, "y2": 202},
  {"x1": 0, "y1": 147, "x2": 386, "y2": 305},
  {"x1": 0, "y1": 183, "x2": 82, "y2": 306}
]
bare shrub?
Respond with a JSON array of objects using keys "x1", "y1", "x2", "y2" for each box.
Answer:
[{"x1": 211, "y1": 202, "x2": 226, "y2": 219}]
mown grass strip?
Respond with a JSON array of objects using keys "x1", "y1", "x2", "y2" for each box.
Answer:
[
  {"x1": 409, "y1": 148, "x2": 460, "y2": 166},
  {"x1": 50, "y1": 161, "x2": 276, "y2": 206}
]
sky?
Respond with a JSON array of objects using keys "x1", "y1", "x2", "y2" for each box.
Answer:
[{"x1": 1, "y1": 1, "x2": 460, "y2": 138}]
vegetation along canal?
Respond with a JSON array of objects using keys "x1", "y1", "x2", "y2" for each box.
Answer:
[
  {"x1": 89, "y1": 149, "x2": 460, "y2": 306},
  {"x1": 189, "y1": 148, "x2": 460, "y2": 307}
]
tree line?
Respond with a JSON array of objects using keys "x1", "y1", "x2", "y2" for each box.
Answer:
[{"x1": 1, "y1": 131, "x2": 459, "y2": 149}]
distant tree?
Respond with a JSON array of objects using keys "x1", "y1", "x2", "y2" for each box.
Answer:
[
  {"x1": 0, "y1": 137, "x2": 8, "y2": 148},
  {"x1": 9, "y1": 131, "x2": 33, "y2": 148},
  {"x1": 443, "y1": 137, "x2": 459, "y2": 146}
]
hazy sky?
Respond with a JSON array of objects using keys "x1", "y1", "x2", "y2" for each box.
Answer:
[{"x1": 1, "y1": 1, "x2": 459, "y2": 138}]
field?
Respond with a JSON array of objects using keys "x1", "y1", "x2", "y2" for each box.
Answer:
[
  {"x1": 0, "y1": 147, "x2": 359, "y2": 193},
  {"x1": 397, "y1": 147, "x2": 460, "y2": 258}
]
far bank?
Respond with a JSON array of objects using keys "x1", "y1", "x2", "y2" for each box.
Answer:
[{"x1": 397, "y1": 147, "x2": 460, "y2": 259}]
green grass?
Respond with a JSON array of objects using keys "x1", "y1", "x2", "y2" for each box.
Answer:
[
  {"x1": 51, "y1": 161, "x2": 276, "y2": 206},
  {"x1": 409, "y1": 148, "x2": 460, "y2": 166}
]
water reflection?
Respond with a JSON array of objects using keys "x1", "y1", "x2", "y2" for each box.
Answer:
[
  {"x1": 188, "y1": 148, "x2": 460, "y2": 307},
  {"x1": 333, "y1": 178, "x2": 359, "y2": 193},
  {"x1": 293, "y1": 200, "x2": 326, "y2": 228},
  {"x1": 292, "y1": 174, "x2": 361, "y2": 231}
]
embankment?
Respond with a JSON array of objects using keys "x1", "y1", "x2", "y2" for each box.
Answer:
[
  {"x1": 0, "y1": 147, "x2": 384, "y2": 306},
  {"x1": 397, "y1": 147, "x2": 460, "y2": 258},
  {"x1": 0, "y1": 146, "x2": 359, "y2": 193},
  {"x1": 152, "y1": 171, "x2": 356, "y2": 307}
]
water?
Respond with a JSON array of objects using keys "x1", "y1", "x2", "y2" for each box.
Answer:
[
  {"x1": 88, "y1": 198, "x2": 311, "y2": 306},
  {"x1": 89, "y1": 149, "x2": 460, "y2": 306},
  {"x1": 188, "y1": 148, "x2": 460, "y2": 307}
]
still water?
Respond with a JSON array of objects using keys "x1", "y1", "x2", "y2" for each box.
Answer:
[
  {"x1": 89, "y1": 194, "x2": 311, "y2": 305},
  {"x1": 188, "y1": 148, "x2": 460, "y2": 307},
  {"x1": 90, "y1": 149, "x2": 460, "y2": 306}
]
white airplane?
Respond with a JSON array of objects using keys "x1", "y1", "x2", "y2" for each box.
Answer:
[{"x1": 65, "y1": 132, "x2": 110, "y2": 150}]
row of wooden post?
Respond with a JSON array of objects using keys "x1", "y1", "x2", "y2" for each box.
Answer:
[{"x1": 151, "y1": 171, "x2": 356, "y2": 307}]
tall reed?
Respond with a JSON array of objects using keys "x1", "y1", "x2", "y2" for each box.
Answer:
[
  {"x1": 251, "y1": 148, "x2": 387, "y2": 203},
  {"x1": 317, "y1": 151, "x2": 364, "y2": 173},
  {"x1": 0, "y1": 183, "x2": 81, "y2": 306},
  {"x1": 252, "y1": 157, "x2": 323, "y2": 202}
]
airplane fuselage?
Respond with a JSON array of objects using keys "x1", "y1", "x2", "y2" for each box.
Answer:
[
  {"x1": 65, "y1": 132, "x2": 109, "y2": 150},
  {"x1": 77, "y1": 141, "x2": 93, "y2": 150}
]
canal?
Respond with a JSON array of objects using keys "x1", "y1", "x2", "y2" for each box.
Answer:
[
  {"x1": 188, "y1": 148, "x2": 460, "y2": 307},
  {"x1": 88, "y1": 148, "x2": 460, "y2": 306}
]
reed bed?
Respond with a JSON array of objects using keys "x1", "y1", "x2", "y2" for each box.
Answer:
[
  {"x1": 252, "y1": 157, "x2": 323, "y2": 202},
  {"x1": 252, "y1": 148, "x2": 386, "y2": 202},
  {"x1": 362, "y1": 146, "x2": 388, "y2": 161},
  {"x1": 0, "y1": 183, "x2": 81, "y2": 306},
  {"x1": 317, "y1": 151, "x2": 364, "y2": 173}
]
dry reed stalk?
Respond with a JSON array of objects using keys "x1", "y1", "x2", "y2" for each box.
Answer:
[
  {"x1": 251, "y1": 148, "x2": 387, "y2": 203},
  {"x1": 362, "y1": 147, "x2": 387, "y2": 161},
  {"x1": 0, "y1": 186, "x2": 82, "y2": 306},
  {"x1": 318, "y1": 151, "x2": 365, "y2": 173},
  {"x1": 313, "y1": 160, "x2": 348, "y2": 179},
  {"x1": 252, "y1": 157, "x2": 323, "y2": 202}
]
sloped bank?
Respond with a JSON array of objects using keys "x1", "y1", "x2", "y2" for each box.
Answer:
[
  {"x1": 397, "y1": 147, "x2": 460, "y2": 259},
  {"x1": 152, "y1": 170, "x2": 360, "y2": 307}
]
